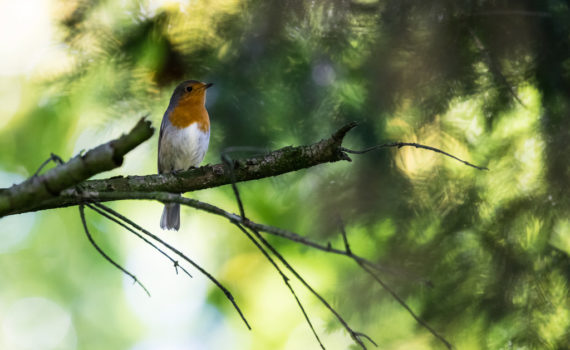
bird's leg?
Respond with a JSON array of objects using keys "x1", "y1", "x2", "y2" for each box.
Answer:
[{"x1": 170, "y1": 166, "x2": 197, "y2": 175}]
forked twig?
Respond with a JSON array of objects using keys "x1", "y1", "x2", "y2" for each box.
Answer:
[
  {"x1": 234, "y1": 223, "x2": 325, "y2": 349},
  {"x1": 79, "y1": 204, "x2": 151, "y2": 297},
  {"x1": 339, "y1": 222, "x2": 453, "y2": 350},
  {"x1": 33, "y1": 153, "x2": 65, "y2": 176},
  {"x1": 87, "y1": 203, "x2": 192, "y2": 278},
  {"x1": 26, "y1": 121, "x2": 483, "y2": 350},
  {"x1": 221, "y1": 153, "x2": 247, "y2": 219},
  {"x1": 76, "y1": 190, "x2": 395, "y2": 275},
  {"x1": 222, "y1": 151, "x2": 373, "y2": 349},
  {"x1": 222, "y1": 150, "x2": 326, "y2": 348},
  {"x1": 249, "y1": 225, "x2": 372, "y2": 349},
  {"x1": 41, "y1": 155, "x2": 154, "y2": 295},
  {"x1": 78, "y1": 190, "x2": 451, "y2": 347},
  {"x1": 93, "y1": 204, "x2": 251, "y2": 330}
]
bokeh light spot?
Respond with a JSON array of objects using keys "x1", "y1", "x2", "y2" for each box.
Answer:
[
  {"x1": 0, "y1": 0, "x2": 53, "y2": 76},
  {"x1": 0, "y1": 78, "x2": 22, "y2": 130},
  {"x1": 1, "y1": 297, "x2": 72, "y2": 350},
  {"x1": 0, "y1": 171, "x2": 36, "y2": 254}
]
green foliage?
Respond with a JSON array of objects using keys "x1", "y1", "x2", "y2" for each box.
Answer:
[{"x1": 0, "y1": 0, "x2": 569, "y2": 349}]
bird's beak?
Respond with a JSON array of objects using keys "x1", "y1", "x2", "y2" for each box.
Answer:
[{"x1": 204, "y1": 83, "x2": 213, "y2": 89}]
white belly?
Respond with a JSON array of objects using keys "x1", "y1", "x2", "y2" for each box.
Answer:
[{"x1": 159, "y1": 122, "x2": 210, "y2": 172}]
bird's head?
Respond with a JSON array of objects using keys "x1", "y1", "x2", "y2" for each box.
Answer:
[{"x1": 170, "y1": 80, "x2": 213, "y2": 107}]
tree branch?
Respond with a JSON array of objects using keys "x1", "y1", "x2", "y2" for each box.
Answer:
[
  {"x1": 2, "y1": 118, "x2": 487, "y2": 347},
  {"x1": 89, "y1": 202, "x2": 251, "y2": 330},
  {"x1": 339, "y1": 221, "x2": 452, "y2": 349},
  {"x1": 2, "y1": 120, "x2": 486, "y2": 218},
  {"x1": 75, "y1": 191, "x2": 383, "y2": 348},
  {"x1": 87, "y1": 203, "x2": 193, "y2": 279},
  {"x1": 79, "y1": 204, "x2": 151, "y2": 297},
  {"x1": 2, "y1": 122, "x2": 357, "y2": 216},
  {"x1": 342, "y1": 142, "x2": 488, "y2": 171},
  {"x1": 234, "y1": 222, "x2": 325, "y2": 349},
  {"x1": 0, "y1": 117, "x2": 154, "y2": 217}
]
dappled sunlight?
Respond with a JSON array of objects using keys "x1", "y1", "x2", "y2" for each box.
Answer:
[
  {"x1": 441, "y1": 97, "x2": 485, "y2": 145},
  {"x1": 1, "y1": 0, "x2": 568, "y2": 349},
  {"x1": 493, "y1": 86, "x2": 541, "y2": 140},
  {"x1": 123, "y1": 243, "x2": 207, "y2": 330},
  {"x1": 167, "y1": 0, "x2": 243, "y2": 54},
  {"x1": 0, "y1": 78, "x2": 22, "y2": 130},
  {"x1": 284, "y1": 319, "x2": 353, "y2": 350},
  {"x1": 480, "y1": 85, "x2": 545, "y2": 213},
  {"x1": 0, "y1": 0, "x2": 53, "y2": 76},
  {"x1": 393, "y1": 125, "x2": 440, "y2": 178},
  {"x1": 0, "y1": 171, "x2": 36, "y2": 254},
  {"x1": 536, "y1": 271, "x2": 569, "y2": 345},
  {"x1": 550, "y1": 219, "x2": 570, "y2": 256},
  {"x1": 514, "y1": 136, "x2": 545, "y2": 193},
  {"x1": 1, "y1": 297, "x2": 75, "y2": 350}
]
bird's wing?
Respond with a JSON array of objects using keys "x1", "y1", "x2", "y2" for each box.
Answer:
[{"x1": 157, "y1": 110, "x2": 169, "y2": 174}]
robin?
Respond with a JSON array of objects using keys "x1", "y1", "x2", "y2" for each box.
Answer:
[{"x1": 158, "y1": 80, "x2": 213, "y2": 230}]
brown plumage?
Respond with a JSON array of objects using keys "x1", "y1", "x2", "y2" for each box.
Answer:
[{"x1": 158, "y1": 80, "x2": 213, "y2": 230}]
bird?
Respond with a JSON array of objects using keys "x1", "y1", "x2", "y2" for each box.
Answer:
[{"x1": 158, "y1": 80, "x2": 213, "y2": 230}]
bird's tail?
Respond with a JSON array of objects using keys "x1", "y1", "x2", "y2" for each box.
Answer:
[{"x1": 160, "y1": 200, "x2": 181, "y2": 231}]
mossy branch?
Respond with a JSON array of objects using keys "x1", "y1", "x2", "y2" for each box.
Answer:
[{"x1": 0, "y1": 122, "x2": 357, "y2": 216}]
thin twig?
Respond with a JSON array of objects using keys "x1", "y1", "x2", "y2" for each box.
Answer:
[
  {"x1": 355, "y1": 332, "x2": 378, "y2": 347},
  {"x1": 76, "y1": 192, "x2": 442, "y2": 347},
  {"x1": 242, "y1": 220, "x2": 397, "y2": 275},
  {"x1": 338, "y1": 216, "x2": 351, "y2": 255},
  {"x1": 220, "y1": 146, "x2": 275, "y2": 218},
  {"x1": 234, "y1": 223, "x2": 325, "y2": 349},
  {"x1": 359, "y1": 263, "x2": 452, "y2": 349},
  {"x1": 341, "y1": 143, "x2": 488, "y2": 171},
  {"x1": 79, "y1": 204, "x2": 151, "y2": 297},
  {"x1": 74, "y1": 191, "x2": 403, "y2": 277},
  {"x1": 221, "y1": 153, "x2": 247, "y2": 219},
  {"x1": 87, "y1": 203, "x2": 192, "y2": 278},
  {"x1": 93, "y1": 204, "x2": 251, "y2": 330},
  {"x1": 222, "y1": 149, "x2": 338, "y2": 348},
  {"x1": 249, "y1": 225, "x2": 372, "y2": 349},
  {"x1": 339, "y1": 223, "x2": 453, "y2": 350},
  {"x1": 221, "y1": 147, "x2": 374, "y2": 349},
  {"x1": 33, "y1": 153, "x2": 65, "y2": 176}
]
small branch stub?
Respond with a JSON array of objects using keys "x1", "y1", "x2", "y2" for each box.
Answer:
[
  {"x1": 4, "y1": 122, "x2": 358, "y2": 216},
  {"x1": 1, "y1": 120, "x2": 487, "y2": 217}
]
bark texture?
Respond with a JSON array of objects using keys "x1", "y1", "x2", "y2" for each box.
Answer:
[
  {"x1": 0, "y1": 118, "x2": 155, "y2": 217},
  {"x1": 0, "y1": 121, "x2": 357, "y2": 216}
]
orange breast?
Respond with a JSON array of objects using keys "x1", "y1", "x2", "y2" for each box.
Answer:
[{"x1": 168, "y1": 98, "x2": 210, "y2": 131}]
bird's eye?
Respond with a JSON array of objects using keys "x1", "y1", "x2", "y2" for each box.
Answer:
[{"x1": 185, "y1": 86, "x2": 193, "y2": 93}]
